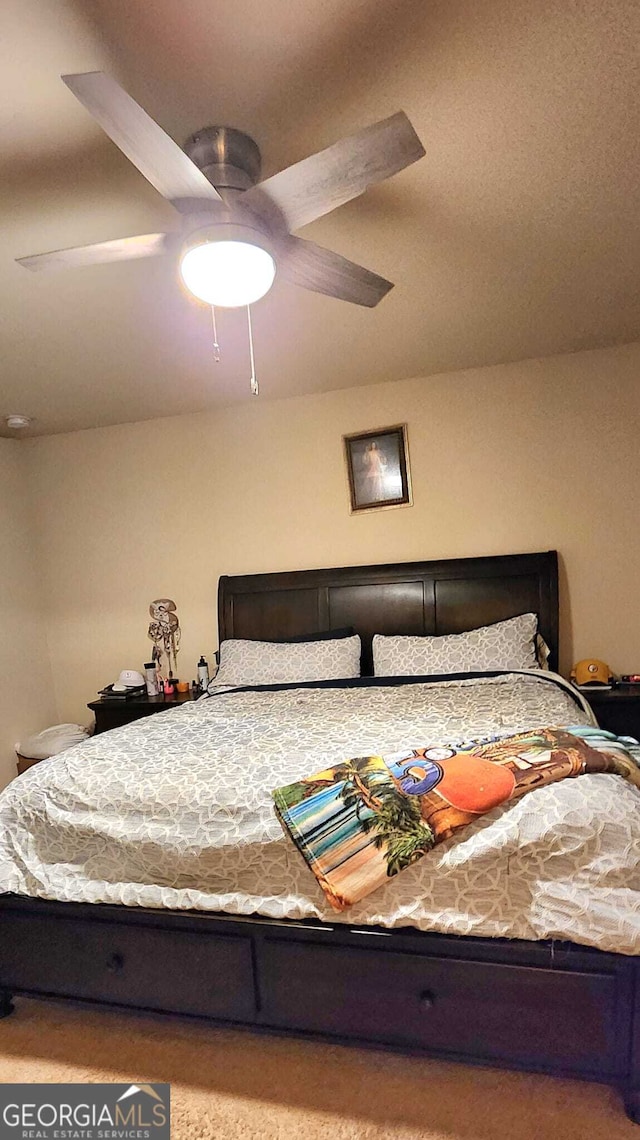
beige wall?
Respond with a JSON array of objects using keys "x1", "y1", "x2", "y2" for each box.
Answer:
[
  {"x1": 0, "y1": 440, "x2": 56, "y2": 786},
  {"x1": 24, "y1": 341, "x2": 640, "y2": 725}
]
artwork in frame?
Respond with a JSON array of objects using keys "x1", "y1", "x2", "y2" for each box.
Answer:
[{"x1": 343, "y1": 424, "x2": 412, "y2": 513}]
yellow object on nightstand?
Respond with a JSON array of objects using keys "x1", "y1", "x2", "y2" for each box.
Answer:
[{"x1": 571, "y1": 658, "x2": 612, "y2": 687}]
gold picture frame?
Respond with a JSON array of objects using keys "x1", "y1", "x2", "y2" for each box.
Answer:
[{"x1": 343, "y1": 423, "x2": 412, "y2": 513}]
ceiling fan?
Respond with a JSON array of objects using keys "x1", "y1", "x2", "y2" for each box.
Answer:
[{"x1": 17, "y1": 72, "x2": 425, "y2": 309}]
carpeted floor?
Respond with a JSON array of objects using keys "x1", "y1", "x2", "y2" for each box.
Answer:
[{"x1": 0, "y1": 997, "x2": 637, "y2": 1139}]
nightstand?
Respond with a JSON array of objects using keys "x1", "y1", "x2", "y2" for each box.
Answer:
[
  {"x1": 88, "y1": 690, "x2": 195, "y2": 735},
  {"x1": 16, "y1": 755, "x2": 46, "y2": 776},
  {"x1": 581, "y1": 686, "x2": 640, "y2": 740}
]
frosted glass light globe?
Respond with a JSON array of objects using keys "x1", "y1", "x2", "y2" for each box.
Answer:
[{"x1": 179, "y1": 240, "x2": 276, "y2": 308}]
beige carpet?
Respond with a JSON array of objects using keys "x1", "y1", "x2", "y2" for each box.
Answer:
[{"x1": 0, "y1": 997, "x2": 636, "y2": 1139}]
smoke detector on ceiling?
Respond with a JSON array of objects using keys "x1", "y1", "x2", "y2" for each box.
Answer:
[{"x1": 5, "y1": 414, "x2": 32, "y2": 430}]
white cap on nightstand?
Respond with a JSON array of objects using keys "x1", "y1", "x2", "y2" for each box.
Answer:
[{"x1": 116, "y1": 669, "x2": 145, "y2": 688}]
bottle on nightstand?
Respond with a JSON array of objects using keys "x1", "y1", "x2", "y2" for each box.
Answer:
[{"x1": 144, "y1": 662, "x2": 159, "y2": 696}]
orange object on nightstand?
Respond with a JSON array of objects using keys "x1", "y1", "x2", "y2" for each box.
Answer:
[{"x1": 571, "y1": 659, "x2": 612, "y2": 686}]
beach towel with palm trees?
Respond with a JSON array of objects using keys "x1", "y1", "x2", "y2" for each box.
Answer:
[{"x1": 273, "y1": 725, "x2": 640, "y2": 911}]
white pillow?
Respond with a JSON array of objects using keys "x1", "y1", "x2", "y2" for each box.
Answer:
[
  {"x1": 17, "y1": 723, "x2": 90, "y2": 760},
  {"x1": 372, "y1": 614, "x2": 539, "y2": 676},
  {"x1": 212, "y1": 635, "x2": 361, "y2": 687}
]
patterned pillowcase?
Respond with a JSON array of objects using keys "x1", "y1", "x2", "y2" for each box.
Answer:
[
  {"x1": 212, "y1": 635, "x2": 362, "y2": 687},
  {"x1": 372, "y1": 614, "x2": 539, "y2": 676}
]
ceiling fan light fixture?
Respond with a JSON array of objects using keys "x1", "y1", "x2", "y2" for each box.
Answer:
[
  {"x1": 179, "y1": 224, "x2": 276, "y2": 308},
  {"x1": 20, "y1": 76, "x2": 425, "y2": 308}
]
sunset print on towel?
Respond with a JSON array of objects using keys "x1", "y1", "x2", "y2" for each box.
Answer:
[{"x1": 273, "y1": 727, "x2": 640, "y2": 911}]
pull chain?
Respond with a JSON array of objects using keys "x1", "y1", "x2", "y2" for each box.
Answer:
[
  {"x1": 211, "y1": 306, "x2": 221, "y2": 363},
  {"x1": 210, "y1": 304, "x2": 259, "y2": 396},
  {"x1": 247, "y1": 305, "x2": 258, "y2": 396}
]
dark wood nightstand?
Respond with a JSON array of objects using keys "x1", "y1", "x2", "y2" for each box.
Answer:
[
  {"x1": 88, "y1": 690, "x2": 195, "y2": 735},
  {"x1": 581, "y1": 686, "x2": 640, "y2": 740}
]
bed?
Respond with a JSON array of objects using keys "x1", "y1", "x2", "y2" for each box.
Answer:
[{"x1": 0, "y1": 551, "x2": 638, "y2": 1123}]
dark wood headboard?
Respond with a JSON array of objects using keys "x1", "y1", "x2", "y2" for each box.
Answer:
[{"x1": 218, "y1": 551, "x2": 559, "y2": 674}]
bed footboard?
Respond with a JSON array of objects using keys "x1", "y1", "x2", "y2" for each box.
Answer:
[
  {"x1": 625, "y1": 1088, "x2": 640, "y2": 1125},
  {"x1": 0, "y1": 895, "x2": 637, "y2": 1123},
  {"x1": 0, "y1": 988, "x2": 14, "y2": 1018}
]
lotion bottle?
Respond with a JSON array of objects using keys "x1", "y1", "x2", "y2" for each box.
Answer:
[{"x1": 197, "y1": 656, "x2": 209, "y2": 688}]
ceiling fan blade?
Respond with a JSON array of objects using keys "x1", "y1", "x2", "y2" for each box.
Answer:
[
  {"x1": 279, "y1": 236, "x2": 393, "y2": 307},
  {"x1": 16, "y1": 232, "x2": 170, "y2": 273},
  {"x1": 249, "y1": 111, "x2": 424, "y2": 232},
  {"x1": 62, "y1": 72, "x2": 222, "y2": 206}
]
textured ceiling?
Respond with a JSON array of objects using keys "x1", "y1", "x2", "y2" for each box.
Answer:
[{"x1": 2, "y1": 0, "x2": 639, "y2": 436}]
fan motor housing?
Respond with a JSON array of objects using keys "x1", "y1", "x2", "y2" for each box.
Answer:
[
  {"x1": 180, "y1": 221, "x2": 275, "y2": 262},
  {"x1": 183, "y1": 126, "x2": 262, "y2": 191}
]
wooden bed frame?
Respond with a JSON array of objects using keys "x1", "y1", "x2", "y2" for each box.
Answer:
[{"x1": 1, "y1": 550, "x2": 638, "y2": 1124}]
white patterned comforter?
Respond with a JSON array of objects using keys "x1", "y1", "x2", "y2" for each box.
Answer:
[{"x1": 1, "y1": 673, "x2": 639, "y2": 954}]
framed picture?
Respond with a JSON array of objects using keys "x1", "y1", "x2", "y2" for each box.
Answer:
[{"x1": 343, "y1": 423, "x2": 412, "y2": 513}]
